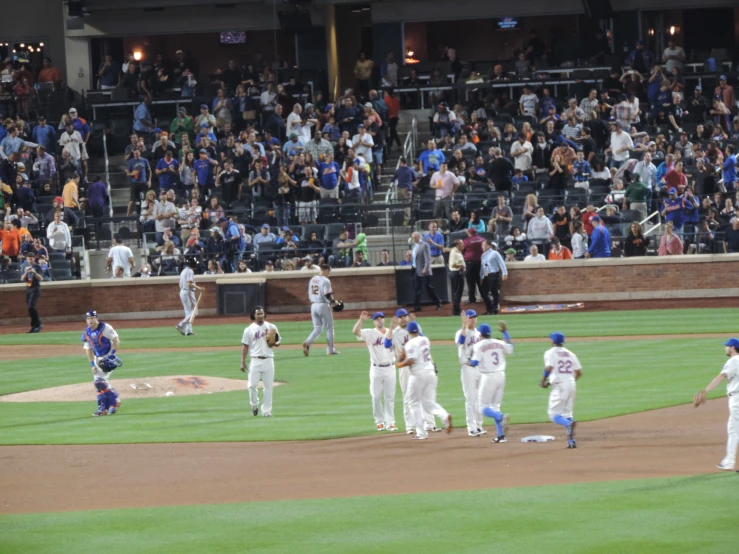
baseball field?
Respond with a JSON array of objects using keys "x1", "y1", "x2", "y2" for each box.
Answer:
[{"x1": 0, "y1": 307, "x2": 737, "y2": 553}]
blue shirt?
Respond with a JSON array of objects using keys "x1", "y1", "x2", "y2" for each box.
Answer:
[
  {"x1": 512, "y1": 175, "x2": 529, "y2": 184},
  {"x1": 423, "y1": 231, "x2": 445, "y2": 257},
  {"x1": 588, "y1": 225, "x2": 611, "y2": 258},
  {"x1": 662, "y1": 197, "x2": 684, "y2": 228},
  {"x1": 81, "y1": 323, "x2": 114, "y2": 358},
  {"x1": 655, "y1": 162, "x2": 672, "y2": 184},
  {"x1": 418, "y1": 148, "x2": 445, "y2": 174},
  {"x1": 70, "y1": 118, "x2": 90, "y2": 141},
  {"x1": 32, "y1": 124, "x2": 56, "y2": 151},
  {"x1": 319, "y1": 161, "x2": 340, "y2": 190},
  {"x1": 133, "y1": 103, "x2": 154, "y2": 133},
  {"x1": 127, "y1": 157, "x2": 150, "y2": 183},
  {"x1": 244, "y1": 142, "x2": 265, "y2": 158},
  {"x1": 480, "y1": 249, "x2": 508, "y2": 279},
  {"x1": 724, "y1": 154, "x2": 737, "y2": 184},
  {"x1": 572, "y1": 160, "x2": 592, "y2": 182},
  {"x1": 322, "y1": 123, "x2": 341, "y2": 142},
  {"x1": 195, "y1": 131, "x2": 217, "y2": 144},
  {"x1": 194, "y1": 158, "x2": 214, "y2": 187},
  {"x1": 394, "y1": 166, "x2": 415, "y2": 190},
  {"x1": 398, "y1": 260, "x2": 412, "y2": 266},
  {"x1": 224, "y1": 220, "x2": 245, "y2": 250},
  {"x1": 282, "y1": 138, "x2": 305, "y2": 154},
  {"x1": 156, "y1": 158, "x2": 179, "y2": 190},
  {"x1": 0, "y1": 136, "x2": 33, "y2": 159}
]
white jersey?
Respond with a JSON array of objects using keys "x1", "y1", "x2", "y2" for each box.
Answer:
[
  {"x1": 241, "y1": 322, "x2": 280, "y2": 358},
  {"x1": 404, "y1": 336, "x2": 435, "y2": 374},
  {"x1": 107, "y1": 245, "x2": 133, "y2": 276},
  {"x1": 179, "y1": 267, "x2": 195, "y2": 291},
  {"x1": 358, "y1": 328, "x2": 394, "y2": 365},
  {"x1": 471, "y1": 338, "x2": 514, "y2": 373},
  {"x1": 386, "y1": 324, "x2": 423, "y2": 359},
  {"x1": 544, "y1": 346, "x2": 582, "y2": 385},
  {"x1": 309, "y1": 275, "x2": 332, "y2": 304},
  {"x1": 720, "y1": 355, "x2": 739, "y2": 395},
  {"x1": 455, "y1": 328, "x2": 481, "y2": 366}
]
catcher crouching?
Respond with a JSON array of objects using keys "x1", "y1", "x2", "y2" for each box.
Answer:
[{"x1": 82, "y1": 310, "x2": 123, "y2": 416}]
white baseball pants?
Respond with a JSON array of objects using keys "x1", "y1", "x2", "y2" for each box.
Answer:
[
  {"x1": 305, "y1": 303, "x2": 335, "y2": 353},
  {"x1": 720, "y1": 395, "x2": 739, "y2": 468},
  {"x1": 248, "y1": 357, "x2": 275, "y2": 414},
  {"x1": 478, "y1": 372, "x2": 506, "y2": 413},
  {"x1": 370, "y1": 364, "x2": 396, "y2": 426},
  {"x1": 399, "y1": 366, "x2": 433, "y2": 432},
  {"x1": 548, "y1": 381, "x2": 576, "y2": 420},
  {"x1": 461, "y1": 365, "x2": 482, "y2": 432},
  {"x1": 178, "y1": 289, "x2": 196, "y2": 334},
  {"x1": 407, "y1": 372, "x2": 449, "y2": 439}
]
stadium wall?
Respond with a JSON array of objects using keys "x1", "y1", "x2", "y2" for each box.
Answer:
[{"x1": 1, "y1": 256, "x2": 739, "y2": 325}]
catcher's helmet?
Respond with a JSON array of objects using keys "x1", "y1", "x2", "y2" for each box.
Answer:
[
  {"x1": 97, "y1": 355, "x2": 123, "y2": 373},
  {"x1": 332, "y1": 301, "x2": 345, "y2": 313},
  {"x1": 85, "y1": 310, "x2": 98, "y2": 319},
  {"x1": 186, "y1": 256, "x2": 199, "y2": 269}
]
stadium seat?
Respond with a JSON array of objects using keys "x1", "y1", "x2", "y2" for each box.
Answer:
[
  {"x1": 620, "y1": 210, "x2": 642, "y2": 223},
  {"x1": 324, "y1": 223, "x2": 346, "y2": 242},
  {"x1": 301, "y1": 224, "x2": 324, "y2": 241}
]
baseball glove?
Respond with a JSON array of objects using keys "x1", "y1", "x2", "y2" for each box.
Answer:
[
  {"x1": 266, "y1": 328, "x2": 277, "y2": 348},
  {"x1": 498, "y1": 320, "x2": 507, "y2": 333},
  {"x1": 693, "y1": 389, "x2": 707, "y2": 408},
  {"x1": 332, "y1": 300, "x2": 345, "y2": 313},
  {"x1": 97, "y1": 355, "x2": 123, "y2": 373}
]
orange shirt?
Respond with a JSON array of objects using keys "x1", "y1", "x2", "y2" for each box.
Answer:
[
  {"x1": 0, "y1": 228, "x2": 22, "y2": 257},
  {"x1": 62, "y1": 180, "x2": 79, "y2": 208},
  {"x1": 548, "y1": 246, "x2": 572, "y2": 260},
  {"x1": 384, "y1": 95, "x2": 401, "y2": 119},
  {"x1": 38, "y1": 67, "x2": 61, "y2": 83}
]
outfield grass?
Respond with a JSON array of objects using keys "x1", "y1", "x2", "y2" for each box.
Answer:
[
  {"x1": 0, "y1": 336, "x2": 728, "y2": 445},
  {"x1": 0, "y1": 475, "x2": 736, "y2": 554},
  {"x1": 0, "y1": 308, "x2": 736, "y2": 349}
]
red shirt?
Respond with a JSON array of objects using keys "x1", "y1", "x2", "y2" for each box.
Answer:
[
  {"x1": 462, "y1": 233, "x2": 485, "y2": 262},
  {"x1": 663, "y1": 170, "x2": 687, "y2": 194},
  {"x1": 38, "y1": 67, "x2": 61, "y2": 84},
  {"x1": 0, "y1": 228, "x2": 21, "y2": 257},
  {"x1": 384, "y1": 94, "x2": 401, "y2": 119},
  {"x1": 582, "y1": 211, "x2": 596, "y2": 235}
]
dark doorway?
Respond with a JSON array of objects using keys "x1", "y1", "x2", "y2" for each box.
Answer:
[{"x1": 683, "y1": 8, "x2": 734, "y2": 52}]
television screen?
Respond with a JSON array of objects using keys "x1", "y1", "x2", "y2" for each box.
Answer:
[
  {"x1": 220, "y1": 31, "x2": 246, "y2": 44},
  {"x1": 495, "y1": 17, "x2": 520, "y2": 31}
]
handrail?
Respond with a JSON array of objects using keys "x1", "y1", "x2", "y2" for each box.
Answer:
[
  {"x1": 384, "y1": 116, "x2": 417, "y2": 234},
  {"x1": 641, "y1": 211, "x2": 663, "y2": 236},
  {"x1": 102, "y1": 130, "x2": 113, "y2": 218}
]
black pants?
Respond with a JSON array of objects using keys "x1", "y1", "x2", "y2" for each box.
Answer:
[
  {"x1": 26, "y1": 287, "x2": 41, "y2": 328},
  {"x1": 481, "y1": 273, "x2": 501, "y2": 314},
  {"x1": 450, "y1": 270, "x2": 465, "y2": 315},
  {"x1": 412, "y1": 272, "x2": 440, "y2": 310},
  {"x1": 388, "y1": 117, "x2": 401, "y2": 148},
  {"x1": 465, "y1": 261, "x2": 482, "y2": 302}
]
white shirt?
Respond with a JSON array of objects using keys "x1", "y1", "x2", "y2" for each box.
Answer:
[
  {"x1": 610, "y1": 131, "x2": 634, "y2": 162},
  {"x1": 663, "y1": 46, "x2": 685, "y2": 72},
  {"x1": 387, "y1": 324, "x2": 422, "y2": 359},
  {"x1": 179, "y1": 266, "x2": 195, "y2": 291},
  {"x1": 58, "y1": 130, "x2": 83, "y2": 160},
  {"x1": 544, "y1": 346, "x2": 582, "y2": 386},
  {"x1": 471, "y1": 338, "x2": 514, "y2": 373},
  {"x1": 721, "y1": 354, "x2": 739, "y2": 396},
  {"x1": 309, "y1": 275, "x2": 332, "y2": 304},
  {"x1": 571, "y1": 233, "x2": 588, "y2": 258},
  {"x1": 524, "y1": 254, "x2": 546, "y2": 262},
  {"x1": 404, "y1": 336, "x2": 435, "y2": 374},
  {"x1": 510, "y1": 140, "x2": 533, "y2": 171},
  {"x1": 108, "y1": 244, "x2": 133, "y2": 277},
  {"x1": 46, "y1": 221, "x2": 72, "y2": 249},
  {"x1": 154, "y1": 200, "x2": 176, "y2": 233},
  {"x1": 352, "y1": 132, "x2": 374, "y2": 159},
  {"x1": 519, "y1": 93, "x2": 538, "y2": 116},
  {"x1": 241, "y1": 321, "x2": 280, "y2": 358},
  {"x1": 286, "y1": 112, "x2": 303, "y2": 136},
  {"x1": 358, "y1": 328, "x2": 395, "y2": 366},
  {"x1": 455, "y1": 328, "x2": 481, "y2": 366}
]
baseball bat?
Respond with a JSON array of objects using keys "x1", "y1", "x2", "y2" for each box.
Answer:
[{"x1": 189, "y1": 291, "x2": 203, "y2": 325}]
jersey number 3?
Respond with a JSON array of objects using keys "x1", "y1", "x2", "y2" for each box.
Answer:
[
  {"x1": 421, "y1": 347, "x2": 431, "y2": 362},
  {"x1": 488, "y1": 352, "x2": 500, "y2": 365}
]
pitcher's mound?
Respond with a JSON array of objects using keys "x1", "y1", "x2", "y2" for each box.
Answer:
[{"x1": 0, "y1": 375, "x2": 284, "y2": 403}]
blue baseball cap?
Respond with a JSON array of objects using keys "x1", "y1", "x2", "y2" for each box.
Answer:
[
  {"x1": 372, "y1": 312, "x2": 385, "y2": 320},
  {"x1": 478, "y1": 323, "x2": 492, "y2": 336},
  {"x1": 200, "y1": 104, "x2": 208, "y2": 109},
  {"x1": 396, "y1": 308, "x2": 409, "y2": 317},
  {"x1": 591, "y1": 215, "x2": 601, "y2": 222},
  {"x1": 201, "y1": 122, "x2": 209, "y2": 128},
  {"x1": 668, "y1": 187, "x2": 677, "y2": 195},
  {"x1": 261, "y1": 223, "x2": 270, "y2": 228},
  {"x1": 281, "y1": 226, "x2": 290, "y2": 231},
  {"x1": 719, "y1": 75, "x2": 727, "y2": 81},
  {"x1": 723, "y1": 338, "x2": 739, "y2": 348},
  {"x1": 407, "y1": 321, "x2": 420, "y2": 333},
  {"x1": 465, "y1": 309, "x2": 478, "y2": 318},
  {"x1": 153, "y1": 128, "x2": 161, "y2": 133},
  {"x1": 85, "y1": 310, "x2": 98, "y2": 318},
  {"x1": 550, "y1": 332, "x2": 565, "y2": 345},
  {"x1": 694, "y1": 85, "x2": 702, "y2": 91}
]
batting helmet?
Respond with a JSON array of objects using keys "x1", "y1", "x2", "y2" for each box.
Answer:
[
  {"x1": 332, "y1": 301, "x2": 345, "y2": 313},
  {"x1": 186, "y1": 256, "x2": 199, "y2": 269},
  {"x1": 97, "y1": 355, "x2": 123, "y2": 373},
  {"x1": 250, "y1": 306, "x2": 265, "y2": 321}
]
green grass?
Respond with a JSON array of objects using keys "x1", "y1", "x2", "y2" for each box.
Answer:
[
  {"x1": 0, "y1": 336, "x2": 729, "y2": 445},
  {"x1": 0, "y1": 308, "x2": 736, "y2": 349},
  {"x1": 1, "y1": 475, "x2": 737, "y2": 553}
]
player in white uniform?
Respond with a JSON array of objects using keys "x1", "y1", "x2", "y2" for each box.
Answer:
[
  {"x1": 176, "y1": 259, "x2": 203, "y2": 337},
  {"x1": 353, "y1": 311, "x2": 397, "y2": 431},
  {"x1": 471, "y1": 322, "x2": 514, "y2": 443},
  {"x1": 82, "y1": 310, "x2": 122, "y2": 416},
  {"x1": 241, "y1": 306, "x2": 281, "y2": 417},
  {"x1": 540, "y1": 332, "x2": 582, "y2": 449},
  {"x1": 456, "y1": 310, "x2": 484, "y2": 437},
  {"x1": 694, "y1": 337, "x2": 739, "y2": 471},
  {"x1": 303, "y1": 264, "x2": 339, "y2": 356},
  {"x1": 396, "y1": 321, "x2": 452, "y2": 440},
  {"x1": 385, "y1": 309, "x2": 436, "y2": 434}
]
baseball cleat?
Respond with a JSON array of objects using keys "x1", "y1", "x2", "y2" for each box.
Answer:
[
  {"x1": 327, "y1": 350, "x2": 340, "y2": 356},
  {"x1": 405, "y1": 429, "x2": 415, "y2": 435},
  {"x1": 568, "y1": 440, "x2": 577, "y2": 449},
  {"x1": 567, "y1": 420, "x2": 577, "y2": 441},
  {"x1": 386, "y1": 424, "x2": 398, "y2": 431},
  {"x1": 468, "y1": 429, "x2": 481, "y2": 437},
  {"x1": 411, "y1": 435, "x2": 428, "y2": 440},
  {"x1": 175, "y1": 325, "x2": 185, "y2": 335},
  {"x1": 376, "y1": 423, "x2": 385, "y2": 431},
  {"x1": 445, "y1": 414, "x2": 453, "y2": 433},
  {"x1": 302, "y1": 342, "x2": 310, "y2": 356},
  {"x1": 107, "y1": 407, "x2": 117, "y2": 415},
  {"x1": 502, "y1": 414, "x2": 510, "y2": 437},
  {"x1": 477, "y1": 428, "x2": 488, "y2": 435},
  {"x1": 262, "y1": 412, "x2": 273, "y2": 418},
  {"x1": 252, "y1": 407, "x2": 259, "y2": 416},
  {"x1": 428, "y1": 426, "x2": 443, "y2": 433},
  {"x1": 91, "y1": 410, "x2": 106, "y2": 417},
  {"x1": 493, "y1": 435, "x2": 507, "y2": 443},
  {"x1": 717, "y1": 462, "x2": 735, "y2": 471},
  {"x1": 185, "y1": 332, "x2": 195, "y2": 336}
]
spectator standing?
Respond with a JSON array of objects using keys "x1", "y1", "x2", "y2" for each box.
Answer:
[
  {"x1": 155, "y1": 151, "x2": 179, "y2": 192},
  {"x1": 126, "y1": 149, "x2": 151, "y2": 216},
  {"x1": 318, "y1": 152, "x2": 340, "y2": 199},
  {"x1": 724, "y1": 218, "x2": 739, "y2": 253},
  {"x1": 0, "y1": 126, "x2": 38, "y2": 160},
  {"x1": 194, "y1": 149, "x2": 218, "y2": 195},
  {"x1": 662, "y1": 38, "x2": 685, "y2": 73},
  {"x1": 62, "y1": 174, "x2": 80, "y2": 209},
  {"x1": 723, "y1": 145, "x2": 737, "y2": 192},
  {"x1": 528, "y1": 207, "x2": 554, "y2": 256},
  {"x1": 133, "y1": 96, "x2": 155, "y2": 136},
  {"x1": 661, "y1": 188, "x2": 685, "y2": 235},
  {"x1": 586, "y1": 216, "x2": 611, "y2": 258},
  {"x1": 32, "y1": 117, "x2": 55, "y2": 152},
  {"x1": 571, "y1": 221, "x2": 588, "y2": 259},
  {"x1": 170, "y1": 107, "x2": 194, "y2": 145},
  {"x1": 462, "y1": 227, "x2": 485, "y2": 304},
  {"x1": 21, "y1": 252, "x2": 44, "y2": 333},
  {"x1": 423, "y1": 221, "x2": 445, "y2": 265},
  {"x1": 106, "y1": 235, "x2": 135, "y2": 278},
  {"x1": 658, "y1": 222, "x2": 684, "y2": 255},
  {"x1": 479, "y1": 241, "x2": 507, "y2": 315},
  {"x1": 353, "y1": 53, "x2": 374, "y2": 100},
  {"x1": 715, "y1": 76, "x2": 735, "y2": 113},
  {"x1": 410, "y1": 232, "x2": 441, "y2": 312},
  {"x1": 510, "y1": 134, "x2": 533, "y2": 177},
  {"x1": 519, "y1": 85, "x2": 538, "y2": 117},
  {"x1": 447, "y1": 239, "x2": 466, "y2": 316},
  {"x1": 491, "y1": 196, "x2": 513, "y2": 244},
  {"x1": 628, "y1": 40, "x2": 655, "y2": 76},
  {"x1": 0, "y1": 219, "x2": 22, "y2": 260},
  {"x1": 46, "y1": 211, "x2": 72, "y2": 253},
  {"x1": 624, "y1": 179, "x2": 650, "y2": 221},
  {"x1": 394, "y1": 156, "x2": 414, "y2": 225},
  {"x1": 606, "y1": 121, "x2": 633, "y2": 168},
  {"x1": 153, "y1": 190, "x2": 176, "y2": 242},
  {"x1": 487, "y1": 148, "x2": 514, "y2": 193},
  {"x1": 98, "y1": 54, "x2": 121, "y2": 89},
  {"x1": 624, "y1": 222, "x2": 650, "y2": 256},
  {"x1": 38, "y1": 57, "x2": 62, "y2": 87},
  {"x1": 579, "y1": 89, "x2": 599, "y2": 122},
  {"x1": 429, "y1": 162, "x2": 459, "y2": 222}
]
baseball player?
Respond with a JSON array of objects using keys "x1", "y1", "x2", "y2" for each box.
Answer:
[
  {"x1": 455, "y1": 310, "x2": 484, "y2": 437},
  {"x1": 384, "y1": 309, "x2": 436, "y2": 434},
  {"x1": 693, "y1": 337, "x2": 739, "y2": 471},
  {"x1": 396, "y1": 321, "x2": 452, "y2": 440},
  {"x1": 353, "y1": 311, "x2": 397, "y2": 431},
  {"x1": 303, "y1": 264, "x2": 340, "y2": 356},
  {"x1": 539, "y1": 332, "x2": 582, "y2": 449},
  {"x1": 240, "y1": 306, "x2": 281, "y2": 417},
  {"x1": 471, "y1": 322, "x2": 514, "y2": 443},
  {"x1": 176, "y1": 258, "x2": 203, "y2": 337},
  {"x1": 81, "y1": 310, "x2": 122, "y2": 417}
]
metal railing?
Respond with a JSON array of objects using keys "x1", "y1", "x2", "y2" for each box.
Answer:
[
  {"x1": 384, "y1": 116, "x2": 418, "y2": 233},
  {"x1": 102, "y1": 129, "x2": 113, "y2": 217}
]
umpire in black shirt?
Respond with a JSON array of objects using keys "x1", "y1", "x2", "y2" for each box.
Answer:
[{"x1": 21, "y1": 252, "x2": 44, "y2": 333}]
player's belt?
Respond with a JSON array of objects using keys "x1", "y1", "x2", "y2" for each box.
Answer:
[
  {"x1": 373, "y1": 363, "x2": 393, "y2": 367},
  {"x1": 254, "y1": 356, "x2": 271, "y2": 359}
]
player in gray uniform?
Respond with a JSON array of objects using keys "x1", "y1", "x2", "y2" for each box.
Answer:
[{"x1": 302, "y1": 264, "x2": 340, "y2": 356}]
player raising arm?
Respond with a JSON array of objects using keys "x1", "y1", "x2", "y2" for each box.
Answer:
[
  {"x1": 540, "y1": 332, "x2": 582, "y2": 449},
  {"x1": 456, "y1": 310, "x2": 483, "y2": 437}
]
